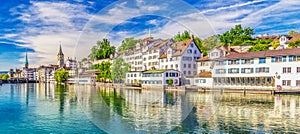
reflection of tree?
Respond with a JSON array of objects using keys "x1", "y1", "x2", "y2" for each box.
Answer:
[
  {"x1": 99, "y1": 88, "x2": 127, "y2": 116},
  {"x1": 55, "y1": 84, "x2": 67, "y2": 114}
]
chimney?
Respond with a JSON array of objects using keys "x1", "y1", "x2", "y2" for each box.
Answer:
[{"x1": 191, "y1": 34, "x2": 194, "y2": 40}]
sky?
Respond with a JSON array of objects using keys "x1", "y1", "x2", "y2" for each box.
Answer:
[{"x1": 1, "y1": 0, "x2": 300, "y2": 71}]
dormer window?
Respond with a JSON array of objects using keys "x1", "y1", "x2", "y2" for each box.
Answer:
[{"x1": 191, "y1": 44, "x2": 194, "y2": 48}]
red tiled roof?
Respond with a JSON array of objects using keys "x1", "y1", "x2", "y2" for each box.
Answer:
[
  {"x1": 218, "y1": 48, "x2": 300, "y2": 60},
  {"x1": 198, "y1": 71, "x2": 212, "y2": 78},
  {"x1": 196, "y1": 55, "x2": 210, "y2": 62},
  {"x1": 287, "y1": 34, "x2": 300, "y2": 43},
  {"x1": 159, "y1": 39, "x2": 193, "y2": 58}
]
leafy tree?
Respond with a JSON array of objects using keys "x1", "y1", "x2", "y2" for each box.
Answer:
[
  {"x1": 218, "y1": 24, "x2": 254, "y2": 46},
  {"x1": 271, "y1": 40, "x2": 280, "y2": 49},
  {"x1": 111, "y1": 58, "x2": 129, "y2": 83},
  {"x1": 167, "y1": 78, "x2": 173, "y2": 86},
  {"x1": 248, "y1": 44, "x2": 269, "y2": 52},
  {"x1": 90, "y1": 38, "x2": 116, "y2": 61},
  {"x1": 93, "y1": 61, "x2": 112, "y2": 82},
  {"x1": 81, "y1": 57, "x2": 87, "y2": 62},
  {"x1": 118, "y1": 37, "x2": 139, "y2": 52},
  {"x1": 202, "y1": 35, "x2": 221, "y2": 50},
  {"x1": 174, "y1": 30, "x2": 191, "y2": 42},
  {"x1": 54, "y1": 69, "x2": 69, "y2": 83},
  {"x1": 0, "y1": 74, "x2": 9, "y2": 80},
  {"x1": 288, "y1": 30, "x2": 298, "y2": 36},
  {"x1": 194, "y1": 37, "x2": 207, "y2": 56},
  {"x1": 288, "y1": 40, "x2": 300, "y2": 48}
]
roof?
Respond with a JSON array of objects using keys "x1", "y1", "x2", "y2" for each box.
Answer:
[
  {"x1": 159, "y1": 39, "x2": 193, "y2": 58},
  {"x1": 148, "y1": 39, "x2": 173, "y2": 51},
  {"x1": 196, "y1": 55, "x2": 210, "y2": 62},
  {"x1": 217, "y1": 48, "x2": 300, "y2": 60},
  {"x1": 198, "y1": 71, "x2": 212, "y2": 78},
  {"x1": 287, "y1": 34, "x2": 300, "y2": 43},
  {"x1": 143, "y1": 69, "x2": 179, "y2": 74},
  {"x1": 217, "y1": 46, "x2": 239, "y2": 53}
]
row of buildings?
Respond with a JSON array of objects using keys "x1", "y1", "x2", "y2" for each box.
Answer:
[
  {"x1": 8, "y1": 45, "x2": 79, "y2": 83},
  {"x1": 123, "y1": 34, "x2": 300, "y2": 90}
]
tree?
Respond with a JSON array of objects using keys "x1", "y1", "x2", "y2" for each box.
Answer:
[
  {"x1": 111, "y1": 58, "x2": 129, "y2": 83},
  {"x1": 0, "y1": 74, "x2": 9, "y2": 80},
  {"x1": 118, "y1": 37, "x2": 139, "y2": 52},
  {"x1": 93, "y1": 61, "x2": 112, "y2": 82},
  {"x1": 202, "y1": 35, "x2": 221, "y2": 50},
  {"x1": 248, "y1": 44, "x2": 269, "y2": 52},
  {"x1": 288, "y1": 40, "x2": 300, "y2": 48},
  {"x1": 218, "y1": 24, "x2": 254, "y2": 46},
  {"x1": 271, "y1": 40, "x2": 280, "y2": 49},
  {"x1": 54, "y1": 69, "x2": 69, "y2": 83},
  {"x1": 174, "y1": 30, "x2": 191, "y2": 42},
  {"x1": 167, "y1": 78, "x2": 173, "y2": 86},
  {"x1": 288, "y1": 30, "x2": 298, "y2": 37},
  {"x1": 194, "y1": 37, "x2": 207, "y2": 56},
  {"x1": 90, "y1": 38, "x2": 116, "y2": 61}
]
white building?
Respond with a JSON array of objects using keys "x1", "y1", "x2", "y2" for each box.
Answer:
[
  {"x1": 120, "y1": 37, "x2": 160, "y2": 71},
  {"x1": 143, "y1": 39, "x2": 174, "y2": 70},
  {"x1": 126, "y1": 71, "x2": 142, "y2": 84},
  {"x1": 65, "y1": 57, "x2": 77, "y2": 70},
  {"x1": 159, "y1": 38, "x2": 202, "y2": 80},
  {"x1": 213, "y1": 48, "x2": 300, "y2": 90},
  {"x1": 141, "y1": 69, "x2": 180, "y2": 88}
]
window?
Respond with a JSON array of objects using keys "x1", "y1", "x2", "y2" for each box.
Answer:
[
  {"x1": 184, "y1": 64, "x2": 186, "y2": 68},
  {"x1": 188, "y1": 71, "x2": 191, "y2": 75},
  {"x1": 183, "y1": 71, "x2": 186, "y2": 75},
  {"x1": 296, "y1": 80, "x2": 300, "y2": 86},
  {"x1": 228, "y1": 59, "x2": 239, "y2": 65},
  {"x1": 193, "y1": 64, "x2": 196, "y2": 69},
  {"x1": 282, "y1": 80, "x2": 291, "y2": 86},
  {"x1": 241, "y1": 68, "x2": 254, "y2": 73},
  {"x1": 297, "y1": 67, "x2": 300, "y2": 73},
  {"x1": 228, "y1": 68, "x2": 239, "y2": 74},
  {"x1": 191, "y1": 44, "x2": 194, "y2": 47},
  {"x1": 215, "y1": 69, "x2": 226, "y2": 74},
  {"x1": 188, "y1": 64, "x2": 191, "y2": 68},
  {"x1": 255, "y1": 67, "x2": 269, "y2": 73},
  {"x1": 187, "y1": 49, "x2": 192, "y2": 54},
  {"x1": 166, "y1": 73, "x2": 169, "y2": 77},
  {"x1": 259, "y1": 58, "x2": 266, "y2": 64},
  {"x1": 194, "y1": 50, "x2": 197, "y2": 54},
  {"x1": 283, "y1": 67, "x2": 291, "y2": 73}
]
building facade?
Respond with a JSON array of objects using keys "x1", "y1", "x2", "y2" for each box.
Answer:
[{"x1": 213, "y1": 48, "x2": 300, "y2": 89}]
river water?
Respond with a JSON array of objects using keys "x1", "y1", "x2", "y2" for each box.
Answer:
[{"x1": 0, "y1": 83, "x2": 299, "y2": 133}]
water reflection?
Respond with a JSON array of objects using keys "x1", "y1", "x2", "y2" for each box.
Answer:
[{"x1": 1, "y1": 83, "x2": 300, "y2": 133}]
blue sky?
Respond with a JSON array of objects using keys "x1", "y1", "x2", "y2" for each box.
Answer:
[{"x1": 1, "y1": 0, "x2": 300, "y2": 71}]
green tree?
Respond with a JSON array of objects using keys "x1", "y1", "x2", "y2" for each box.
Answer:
[
  {"x1": 54, "y1": 69, "x2": 69, "y2": 83},
  {"x1": 174, "y1": 30, "x2": 191, "y2": 42},
  {"x1": 90, "y1": 38, "x2": 116, "y2": 61},
  {"x1": 1, "y1": 74, "x2": 9, "y2": 80},
  {"x1": 93, "y1": 61, "x2": 112, "y2": 82},
  {"x1": 288, "y1": 30, "x2": 298, "y2": 37},
  {"x1": 248, "y1": 44, "x2": 269, "y2": 52},
  {"x1": 111, "y1": 58, "x2": 129, "y2": 83},
  {"x1": 202, "y1": 35, "x2": 221, "y2": 50},
  {"x1": 218, "y1": 24, "x2": 254, "y2": 46},
  {"x1": 271, "y1": 40, "x2": 280, "y2": 49},
  {"x1": 118, "y1": 37, "x2": 139, "y2": 52},
  {"x1": 288, "y1": 40, "x2": 300, "y2": 48},
  {"x1": 167, "y1": 78, "x2": 173, "y2": 86}
]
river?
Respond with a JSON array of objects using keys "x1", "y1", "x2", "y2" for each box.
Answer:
[{"x1": 0, "y1": 83, "x2": 299, "y2": 133}]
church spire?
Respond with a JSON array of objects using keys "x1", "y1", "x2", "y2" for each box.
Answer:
[
  {"x1": 57, "y1": 42, "x2": 64, "y2": 67},
  {"x1": 58, "y1": 42, "x2": 63, "y2": 56},
  {"x1": 148, "y1": 28, "x2": 151, "y2": 38},
  {"x1": 24, "y1": 49, "x2": 28, "y2": 69}
]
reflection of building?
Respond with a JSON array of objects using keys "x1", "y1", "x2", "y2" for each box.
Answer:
[{"x1": 213, "y1": 48, "x2": 300, "y2": 89}]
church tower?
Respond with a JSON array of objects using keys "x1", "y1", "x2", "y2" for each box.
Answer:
[
  {"x1": 57, "y1": 44, "x2": 64, "y2": 67},
  {"x1": 24, "y1": 50, "x2": 28, "y2": 69}
]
